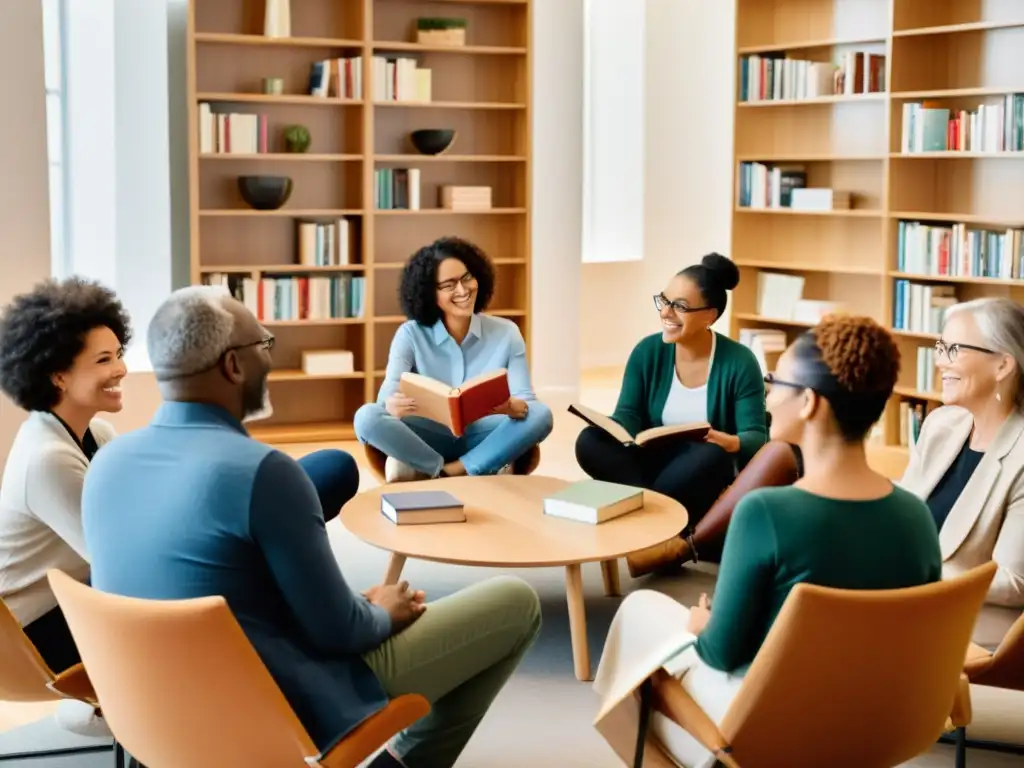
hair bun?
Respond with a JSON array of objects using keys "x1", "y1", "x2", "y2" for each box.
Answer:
[{"x1": 701, "y1": 252, "x2": 740, "y2": 291}]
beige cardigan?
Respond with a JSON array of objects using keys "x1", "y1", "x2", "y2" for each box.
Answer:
[
  {"x1": 899, "y1": 405, "x2": 1024, "y2": 646},
  {"x1": 0, "y1": 412, "x2": 117, "y2": 625}
]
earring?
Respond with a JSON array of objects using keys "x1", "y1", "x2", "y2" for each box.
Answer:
[{"x1": 996, "y1": 392, "x2": 1002, "y2": 402}]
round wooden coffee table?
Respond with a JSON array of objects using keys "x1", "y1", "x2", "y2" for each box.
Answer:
[{"x1": 339, "y1": 474, "x2": 687, "y2": 681}]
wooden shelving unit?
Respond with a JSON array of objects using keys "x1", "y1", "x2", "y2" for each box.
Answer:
[
  {"x1": 729, "y1": 0, "x2": 1024, "y2": 456},
  {"x1": 186, "y1": 0, "x2": 532, "y2": 443}
]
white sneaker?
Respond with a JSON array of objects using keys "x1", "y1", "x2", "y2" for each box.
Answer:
[
  {"x1": 385, "y1": 457, "x2": 429, "y2": 483},
  {"x1": 54, "y1": 698, "x2": 112, "y2": 738},
  {"x1": 496, "y1": 464, "x2": 513, "y2": 475}
]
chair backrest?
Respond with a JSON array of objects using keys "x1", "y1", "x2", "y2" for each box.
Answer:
[
  {"x1": 47, "y1": 570, "x2": 323, "y2": 768},
  {"x1": 720, "y1": 561, "x2": 997, "y2": 767},
  {"x1": 969, "y1": 610, "x2": 1024, "y2": 691},
  {"x1": 0, "y1": 598, "x2": 58, "y2": 702}
]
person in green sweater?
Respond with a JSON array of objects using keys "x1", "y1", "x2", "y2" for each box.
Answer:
[
  {"x1": 574, "y1": 253, "x2": 767, "y2": 574},
  {"x1": 592, "y1": 315, "x2": 942, "y2": 768}
]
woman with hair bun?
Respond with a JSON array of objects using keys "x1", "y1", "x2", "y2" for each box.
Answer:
[
  {"x1": 574, "y1": 253, "x2": 768, "y2": 576},
  {"x1": 592, "y1": 316, "x2": 941, "y2": 768}
]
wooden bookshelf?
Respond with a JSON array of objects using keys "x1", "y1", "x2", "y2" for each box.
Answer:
[
  {"x1": 186, "y1": 0, "x2": 532, "y2": 443},
  {"x1": 729, "y1": 0, "x2": 1024, "y2": 456}
]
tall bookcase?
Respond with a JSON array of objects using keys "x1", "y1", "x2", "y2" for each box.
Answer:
[
  {"x1": 186, "y1": 0, "x2": 532, "y2": 443},
  {"x1": 729, "y1": 0, "x2": 1024, "y2": 458}
]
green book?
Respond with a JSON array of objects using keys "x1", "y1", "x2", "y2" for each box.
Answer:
[{"x1": 543, "y1": 479, "x2": 644, "y2": 525}]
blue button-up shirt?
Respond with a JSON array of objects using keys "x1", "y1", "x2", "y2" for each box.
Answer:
[{"x1": 376, "y1": 314, "x2": 537, "y2": 404}]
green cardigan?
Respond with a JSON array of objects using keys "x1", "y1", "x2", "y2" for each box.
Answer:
[{"x1": 611, "y1": 332, "x2": 768, "y2": 468}]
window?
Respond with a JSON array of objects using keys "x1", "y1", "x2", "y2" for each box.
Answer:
[
  {"x1": 41, "y1": 0, "x2": 68, "y2": 277},
  {"x1": 581, "y1": 0, "x2": 645, "y2": 263}
]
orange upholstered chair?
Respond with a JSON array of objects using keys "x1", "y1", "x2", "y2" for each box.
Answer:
[
  {"x1": 363, "y1": 442, "x2": 541, "y2": 483},
  {"x1": 47, "y1": 570, "x2": 430, "y2": 768},
  {"x1": 602, "y1": 561, "x2": 996, "y2": 768},
  {"x1": 0, "y1": 597, "x2": 118, "y2": 763}
]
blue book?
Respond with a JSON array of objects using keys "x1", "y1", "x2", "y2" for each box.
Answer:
[{"x1": 381, "y1": 490, "x2": 466, "y2": 525}]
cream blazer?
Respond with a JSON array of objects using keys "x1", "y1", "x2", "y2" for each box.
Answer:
[{"x1": 899, "y1": 405, "x2": 1024, "y2": 646}]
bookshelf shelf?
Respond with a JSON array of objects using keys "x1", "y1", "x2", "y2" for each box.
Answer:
[
  {"x1": 200, "y1": 153, "x2": 362, "y2": 162},
  {"x1": 730, "y1": 0, "x2": 1024, "y2": 454},
  {"x1": 200, "y1": 264, "x2": 366, "y2": 274},
  {"x1": 198, "y1": 209, "x2": 363, "y2": 217},
  {"x1": 196, "y1": 92, "x2": 364, "y2": 106},
  {"x1": 375, "y1": 154, "x2": 526, "y2": 162},
  {"x1": 194, "y1": 33, "x2": 364, "y2": 48},
  {"x1": 374, "y1": 100, "x2": 526, "y2": 110},
  {"x1": 372, "y1": 41, "x2": 526, "y2": 55}
]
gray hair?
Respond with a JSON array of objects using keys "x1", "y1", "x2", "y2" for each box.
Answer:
[
  {"x1": 147, "y1": 285, "x2": 236, "y2": 380},
  {"x1": 945, "y1": 297, "x2": 1024, "y2": 411}
]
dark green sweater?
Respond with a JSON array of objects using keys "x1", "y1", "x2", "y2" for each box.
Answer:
[
  {"x1": 695, "y1": 485, "x2": 943, "y2": 673},
  {"x1": 612, "y1": 332, "x2": 767, "y2": 468}
]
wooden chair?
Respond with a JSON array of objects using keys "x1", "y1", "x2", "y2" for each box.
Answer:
[
  {"x1": 363, "y1": 442, "x2": 541, "y2": 483},
  {"x1": 601, "y1": 562, "x2": 996, "y2": 768},
  {"x1": 47, "y1": 570, "x2": 429, "y2": 768},
  {"x1": 0, "y1": 597, "x2": 118, "y2": 764}
]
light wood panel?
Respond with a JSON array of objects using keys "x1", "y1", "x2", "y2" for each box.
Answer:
[
  {"x1": 187, "y1": 0, "x2": 531, "y2": 442},
  {"x1": 729, "y1": 0, "x2": 1024, "y2": 456}
]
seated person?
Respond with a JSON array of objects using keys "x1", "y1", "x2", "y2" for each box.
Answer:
[
  {"x1": 574, "y1": 253, "x2": 767, "y2": 574},
  {"x1": 81, "y1": 286, "x2": 542, "y2": 768},
  {"x1": 354, "y1": 237, "x2": 553, "y2": 482},
  {"x1": 899, "y1": 297, "x2": 1024, "y2": 648},
  {"x1": 592, "y1": 315, "x2": 941, "y2": 767},
  {"x1": 0, "y1": 277, "x2": 129, "y2": 673}
]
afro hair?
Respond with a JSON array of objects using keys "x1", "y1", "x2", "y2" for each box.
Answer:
[{"x1": 399, "y1": 237, "x2": 495, "y2": 326}]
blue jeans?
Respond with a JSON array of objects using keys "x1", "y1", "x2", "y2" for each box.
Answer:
[
  {"x1": 353, "y1": 402, "x2": 553, "y2": 477},
  {"x1": 297, "y1": 449, "x2": 360, "y2": 523}
]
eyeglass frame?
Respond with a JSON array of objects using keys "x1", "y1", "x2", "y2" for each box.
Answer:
[
  {"x1": 763, "y1": 373, "x2": 807, "y2": 391},
  {"x1": 155, "y1": 334, "x2": 275, "y2": 381},
  {"x1": 437, "y1": 271, "x2": 477, "y2": 293},
  {"x1": 934, "y1": 339, "x2": 996, "y2": 363},
  {"x1": 653, "y1": 293, "x2": 713, "y2": 315}
]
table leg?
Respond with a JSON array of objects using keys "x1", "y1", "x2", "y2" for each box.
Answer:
[
  {"x1": 564, "y1": 563, "x2": 591, "y2": 681},
  {"x1": 383, "y1": 553, "x2": 406, "y2": 585},
  {"x1": 600, "y1": 559, "x2": 621, "y2": 597}
]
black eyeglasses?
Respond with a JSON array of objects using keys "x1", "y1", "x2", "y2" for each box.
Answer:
[
  {"x1": 935, "y1": 339, "x2": 995, "y2": 363},
  {"x1": 763, "y1": 373, "x2": 806, "y2": 391},
  {"x1": 437, "y1": 272, "x2": 477, "y2": 293},
  {"x1": 653, "y1": 294, "x2": 712, "y2": 315},
  {"x1": 226, "y1": 335, "x2": 275, "y2": 354}
]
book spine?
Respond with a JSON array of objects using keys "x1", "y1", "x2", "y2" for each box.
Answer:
[{"x1": 449, "y1": 396, "x2": 464, "y2": 437}]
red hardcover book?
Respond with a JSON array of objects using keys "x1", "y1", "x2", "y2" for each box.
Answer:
[{"x1": 399, "y1": 369, "x2": 512, "y2": 436}]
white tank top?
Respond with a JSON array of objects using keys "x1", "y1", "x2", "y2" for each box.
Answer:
[{"x1": 661, "y1": 333, "x2": 715, "y2": 426}]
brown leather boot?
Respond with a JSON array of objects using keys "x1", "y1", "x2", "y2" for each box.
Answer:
[{"x1": 625, "y1": 535, "x2": 694, "y2": 578}]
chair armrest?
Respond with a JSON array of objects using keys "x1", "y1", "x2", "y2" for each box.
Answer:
[
  {"x1": 47, "y1": 663, "x2": 99, "y2": 707},
  {"x1": 962, "y1": 642, "x2": 994, "y2": 680},
  {"x1": 320, "y1": 694, "x2": 430, "y2": 768},
  {"x1": 650, "y1": 669, "x2": 740, "y2": 768},
  {"x1": 947, "y1": 673, "x2": 972, "y2": 731}
]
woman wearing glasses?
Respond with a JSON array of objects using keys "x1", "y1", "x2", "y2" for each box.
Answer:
[
  {"x1": 592, "y1": 315, "x2": 940, "y2": 768},
  {"x1": 899, "y1": 297, "x2": 1024, "y2": 647},
  {"x1": 354, "y1": 237, "x2": 553, "y2": 481},
  {"x1": 574, "y1": 253, "x2": 767, "y2": 576}
]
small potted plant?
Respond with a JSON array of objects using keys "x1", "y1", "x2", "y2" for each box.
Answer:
[
  {"x1": 416, "y1": 17, "x2": 467, "y2": 47},
  {"x1": 283, "y1": 124, "x2": 311, "y2": 153}
]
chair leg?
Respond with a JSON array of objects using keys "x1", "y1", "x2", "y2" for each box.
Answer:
[
  {"x1": 955, "y1": 726, "x2": 967, "y2": 768},
  {"x1": 114, "y1": 740, "x2": 125, "y2": 768}
]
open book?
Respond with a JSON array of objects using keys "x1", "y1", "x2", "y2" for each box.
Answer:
[
  {"x1": 568, "y1": 403, "x2": 709, "y2": 447},
  {"x1": 400, "y1": 369, "x2": 511, "y2": 436}
]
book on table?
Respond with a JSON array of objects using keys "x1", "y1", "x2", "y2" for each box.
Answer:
[
  {"x1": 568, "y1": 403, "x2": 709, "y2": 447},
  {"x1": 543, "y1": 479, "x2": 644, "y2": 525},
  {"x1": 400, "y1": 369, "x2": 511, "y2": 437},
  {"x1": 380, "y1": 490, "x2": 466, "y2": 525}
]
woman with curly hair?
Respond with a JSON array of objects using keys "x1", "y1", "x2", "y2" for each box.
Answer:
[
  {"x1": 591, "y1": 316, "x2": 942, "y2": 767},
  {"x1": 0, "y1": 276, "x2": 130, "y2": 671},
  {"x1": 354, "y1": 237, "x2": 552, "y2": 481}
]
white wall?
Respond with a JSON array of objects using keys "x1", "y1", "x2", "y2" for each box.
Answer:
[
  {"x1": 531, "y1": 0, "x2": 584, "y2": 405},
  {"x1": 580, "y1": 0, "x2": 737, "y2": 369}
]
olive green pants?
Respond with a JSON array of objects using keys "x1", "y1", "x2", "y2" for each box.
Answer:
[{"x1": 362, "y1": 575, "x2": 542, "y2": 767}]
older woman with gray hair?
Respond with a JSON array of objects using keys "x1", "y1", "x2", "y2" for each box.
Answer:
[{"x1": 900, "y1": 296, "x2": 1024, "y2": 647}]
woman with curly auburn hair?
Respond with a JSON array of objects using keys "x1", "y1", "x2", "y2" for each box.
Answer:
[
  {"x1": 0, "y1": 276, "x2": 130, "y2": 672},
  {"x1": 354, "y1": 237, "x2": 553, "y2": 481},
  {"x1": 592, "y1": 316, "x2": 942, "y2": 767}
]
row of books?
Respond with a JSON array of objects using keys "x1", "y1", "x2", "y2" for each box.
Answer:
[
  {"x1": 901, "y1": 97, "x2": 1024, "y2": 153},
  {"x1": 892, "y1": 281, "x2": 956, "y2": 335},
  {"x1": 205, "y1": 274, "x2": 366, "y2": 321},
  {"x1": 738, "y1": 51, "x2": 884, "y2": 102},
  {"x1": 897, "y1": 220, "x2": 1024, "y2": 280},
  {"x1": 737, "y1": 162, "x2": 806, "y2": 208},
  {"x1": 375, "y1": 168, "x2": 422, "y2": 210},
  {"x1": 914, "y1": 345, "x2": 936, "y2": 395},
  {"x1": 372, "y1": 56, "x2": 432, "y2": 102},
  {"x1": 898, "y1": 400, "x2": 929, "y2": 448},
  {"x1": 197, "y1": 106, "x2": 267, "y2": 155},
  {"x1": 297, "y1": 218, "x2": 356, "y2": 267},
  {"x1": 309, "y1": 57, "x2": 364, "y2": 100}
]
